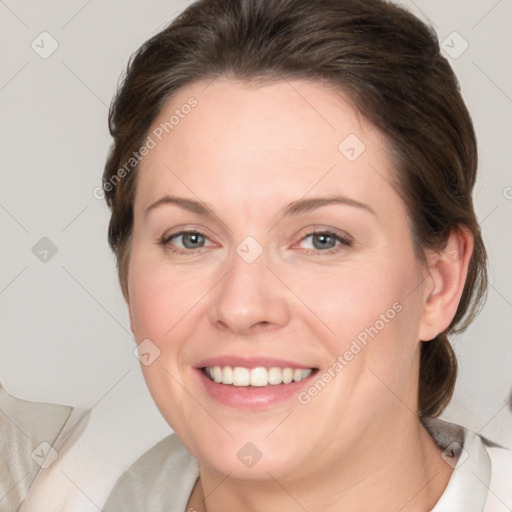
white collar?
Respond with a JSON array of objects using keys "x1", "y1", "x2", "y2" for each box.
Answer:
[{"x1": 423, "y1": 417, "x2": 492, "y2": 511}]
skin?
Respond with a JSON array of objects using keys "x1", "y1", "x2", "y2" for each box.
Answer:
[{"x1": 127, "y1": 78, "x2": 473, "y2": 511}]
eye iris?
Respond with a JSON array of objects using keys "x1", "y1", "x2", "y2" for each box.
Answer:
[
  {"x1": 312, "y1": 233, "x2": 336, "y2": 250},
  {"x1": 182, "y1": 232, "x2": 205, "y2": 249}
]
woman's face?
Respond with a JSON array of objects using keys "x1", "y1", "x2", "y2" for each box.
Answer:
[{"x1": 127, "y1": 78, "x2": 433, "y2": 480}]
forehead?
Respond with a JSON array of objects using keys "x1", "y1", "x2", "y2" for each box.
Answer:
[{"x1": 135, "y1": 78, "x2": 400, "y2": 219}]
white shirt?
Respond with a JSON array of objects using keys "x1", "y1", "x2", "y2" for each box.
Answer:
[{"x1": 103, "y1": 417, "x2": 512, "y2": 511}]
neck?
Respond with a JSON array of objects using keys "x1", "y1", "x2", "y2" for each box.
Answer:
[{"x1": 187, "y1": 416, "x2": 453, "y2": 512}]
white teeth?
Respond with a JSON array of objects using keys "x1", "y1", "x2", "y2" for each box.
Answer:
[
  {"x1": 293, "y1": 368, "x2": 303, "y2": 382},
  {"x1": 233, "y1": 367, "x2": 250, "y2": 386},
  {"x1": 213, "y1": 366, "x2": 222, "y2": 383},
  {"x1": 268, "y1": 367, "x2": 283, "y2": 385},
  {"x1": 205, "y1": 366, "x2": 313, "y2": 386},
  {"x1": 282, "y1": 368, "x2": 294, "y2": 384},
  {"x1": 250, "y1": 367, "x2": 268, "y2": 387},
  {"x1": 222, "y1": 366, "x2": 233, "y2": 385}
]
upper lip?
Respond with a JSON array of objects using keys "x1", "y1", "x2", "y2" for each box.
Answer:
[{"x1": 195, "y1": 356, "x2": 316, "y2": 370}]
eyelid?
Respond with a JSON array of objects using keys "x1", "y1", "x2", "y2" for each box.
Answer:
[
  {"x1": 295, "y1": 226, "x2": 353, "y2": 245},
  {"x1": 163, "y1": 229, "x2": 206, "y2": 243},
  {"x1": 160, "y1": 226, "x2": 353, "y2": 255},
  {"x1": 160, "y1": 223, "x2": 218, "y2": 243},
  {"x1": 292, "y1": 229, "x2": 352, "y2": 254}
]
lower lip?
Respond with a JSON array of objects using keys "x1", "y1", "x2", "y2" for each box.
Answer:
[{"x1": 196, "y1": 369, "x2": 315, "y2": 409}]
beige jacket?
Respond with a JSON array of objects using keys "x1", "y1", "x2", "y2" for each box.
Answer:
[{"x1": 0, "y1": 385, "x2": 72, "y2": 512}]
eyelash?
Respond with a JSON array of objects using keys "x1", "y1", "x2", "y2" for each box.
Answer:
[
  {"x1": 160, "y1": 229, "x2": 352, "y2": 256},
  {"x1": 298, "y1": 230, "x2": 353, "y2": 255}
]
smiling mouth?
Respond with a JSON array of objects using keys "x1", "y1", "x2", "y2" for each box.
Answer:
[{"x1": 203, "y1": 366, "x2": 316, "y2": 387}]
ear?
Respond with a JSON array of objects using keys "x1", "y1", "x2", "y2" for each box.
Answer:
[{"x1": 418, "y1": 227, "x2": 474, "y2": 342}]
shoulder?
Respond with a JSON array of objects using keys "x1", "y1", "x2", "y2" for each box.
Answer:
[
  {"x1": 0, "y1": 385, "x2": 72, "y2": 511},
  {"x1": 103, "y1": 433, "x2": 199, "y2": 512}
]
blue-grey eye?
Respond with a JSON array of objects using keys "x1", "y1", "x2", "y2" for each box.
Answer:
[
  {"x1": 179, "y1": 232, "x2": 206, "y2": 249},
  {"x1": 310, "y1": 232, "x2": 338, "y2": 250},
  {"x1": 298, "y1": 230, "x2": 352, "y2": 252}
]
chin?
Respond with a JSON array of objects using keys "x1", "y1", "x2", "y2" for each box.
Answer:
[{"x1": 182, "y1": 428, "x2": 314, "y2": 481}]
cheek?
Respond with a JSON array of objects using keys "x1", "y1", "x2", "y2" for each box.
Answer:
[
  {"x1": 128, "y1": 268, "x2": 172, "y2": 341},
  {"x1": 286, "y1": 253, "x2": 423, "y2": 368},
  {"x1": 128, "y1": 247, "x2": 201, "y2": 339},
  {"x1": 306, "y1": 264, "x2": 406, "y2": 321},
  {"x1": 127, "y1": 251, "x2": 221, "y2": 376},
  {"x1": 288, "y1": 259, "x2": 423, "y2": 427}
]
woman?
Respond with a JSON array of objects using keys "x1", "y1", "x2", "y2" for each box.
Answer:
[{"x1": 101, "y1": 0, "x2": 511, "y2": 510}]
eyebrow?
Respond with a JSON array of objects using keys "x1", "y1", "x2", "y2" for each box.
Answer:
[
  {"x1": 145, "y1": 194, "x2": 376, "y2": 218},
  {"x1": 284, "y1": 196, "x2": 376, "y2": 217}
]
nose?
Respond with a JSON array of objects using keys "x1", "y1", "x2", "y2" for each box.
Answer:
[{"x1": 208, "y1": 248, "x2": 291, "y2": 336}]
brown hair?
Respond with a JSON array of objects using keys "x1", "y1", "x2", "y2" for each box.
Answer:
[{"x1": 103, "y1": 0, "x2": 487, "y2": 417}]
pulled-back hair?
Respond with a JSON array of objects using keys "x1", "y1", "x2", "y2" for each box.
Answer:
[{"x1": 103, "y1": 0, "x2": 487, "y2": 417}]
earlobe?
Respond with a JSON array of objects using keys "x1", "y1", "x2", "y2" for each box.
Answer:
[{"x1": 418, "y1": 227, "x2": 474, "y2": 342}]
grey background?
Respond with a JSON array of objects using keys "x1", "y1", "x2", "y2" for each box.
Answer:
[{"x1": 1, "y1": 0, "x2": 511, "y2": 481}]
